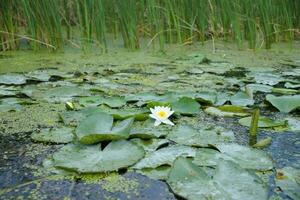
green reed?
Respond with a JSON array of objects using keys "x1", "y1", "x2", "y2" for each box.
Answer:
[{"x1": 0, "y1": 0, "x2": 299, "y2": 51}]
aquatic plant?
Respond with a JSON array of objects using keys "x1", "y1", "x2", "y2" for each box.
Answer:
[{"x1": 0, "y1": 0, "x2": 299, "y2": 51}]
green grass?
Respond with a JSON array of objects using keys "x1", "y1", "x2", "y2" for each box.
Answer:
[{"x1": 0, "y1": 0, "x2": 299, "y2": 51}]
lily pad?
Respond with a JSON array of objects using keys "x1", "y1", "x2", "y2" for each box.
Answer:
[
  {"x1": 230, "y1": 91, "x2": 254, "y2": 106},
  {"x1": 52, "y1": 140, "x2": 145, "y2": 173},
  {"x1": 0, "y1": 73, "x2": 27, "y2": 85},
  {"x1": 167, "y1": 157, "x2": 228, "y2": 200},
  {"x1": 98, "y1": 105, "x2": 149, "y2": 121},
  {"x1": 284, "y1": 82, "x2": 300, "y2": 89},
  {"x1": 171, "y1": 97, "x2": 200, "y2": 115},
  {"x1": 216, "y1": 143, "x2": 273, "y2": 170},
  {"x1": 132, "y1": 145, "x2": 196, "y2": 169},
  {"x1": 76, "y1": 112, "x2": 134, "y2": 144},
  {"x1": 204, "y1": 105, "x2": 250, "y2": 117},
  {"x1": 31, "y1": 127, "x2": 74, "y2": 143},
  {"x1": 137, "y1": 165, "x2": 171, "y2": 180},
  {"x1": 266, "y1": 94, "x2": 300, "y2": 113},
  {"x1": 238, "y1": 116, "x2": 286, "y2": 128},
  {"x1": 130, "y1": 138, "x2": 169, "y2": 153},
  {"x1": 195, "y1": 91, "x2": 217, "y2": 105},
  {"x1": 193, "y1": 144, "x2": 273, "y2": 171},
  {"x1": 275, "y1": 167, "x2": 300, "y2": 200},
  {"x1": 168, "y1": 157, "x2": 268, "y2": 200},
  {"x1": 167, "y1": 125, "x2": 235, "y2": 147},
  {"x1": 129, "y1": 119, "x2": 170, "y2": 139},
  {"x1": 213, "y1": 159, "x2": 268, "y2": 200},
  {"x1": 79, "y1": 95, "x2": 126, "y2": 108}
]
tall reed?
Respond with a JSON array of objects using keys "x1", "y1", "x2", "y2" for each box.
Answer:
[{"x1": 0, "y1": 0, "x2": 299, "y2": 51}]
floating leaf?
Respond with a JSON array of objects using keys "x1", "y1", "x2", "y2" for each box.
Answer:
[
  {"x1": 31, "y1": 127, "x2": 74, "y2": 143},
  {"x1": 246, "y1": 84, "x2": 273, "y2": 93},
  {"x1": 79, "y1": 95, "x2": 126, "y2": 108},
  {"x1": 137, "y1": 165, "x2": 171, "y2": 180},
  {"x1": 271, "y1": 88, "x2": 299, "y2": 95},
  {"x1": 193, "y1": 144, "x2": 273, "y2": 171},
  {"x1": 52, "y1": 140, "x2": 145, "y2": 173},
  {"x1": 216, "y1": 143, "x2": 273, "y2": 170},
  {"x1": 130, "y1": 119, "x2": 170, "y2": 139},
  {"x1": 167, "y1": 157, "x2": 228, "y2": 200},
  {"x1": 195, "y1": 91, "x2": 217, "y2": 105},
  {"x1": 213, "y1": 160, "x2": 268, "y2": 200},
  {"x1": 230, "y1": 91, "x2": 254, "y2": 106},
  {"x1": 238, "y1": 116, "x2": 286, "y2": 128},
  {"x1": 0, "y1": 73, "x2": 27, "y2": 85},
  {"x1": 171, "y1": 97, "x2": 200, "y2": 115},
  {"x1": 266, "y1": 94, "x2": 300, "y2": 113},
  {"x1": 168, "y1": 157, "x2": 268, "y2": 200},
  {"x1": 204, "y1": 106, "x2": 250, "y2": 117},
  {"x1": 284, "y1": 82, "x2": 300, "y2": 89},
  {"x1": 132, "y1": 145, "x2": 196, "y2": 169},
  {"x1": 275, "y1": 167, "x2": 300, "y2": 200},
  {"x1": 98, "y1": 105, "x2": 149, "y2": 121},
  {"x1": 167, "y1": 125, "x2": 235, "y2": 147},
  {"x1": 130, "y1": 138, "x2": 169, "y2": 153},
  {"x1": 76, "y1": 112, "x2": 134, "y2": 144}
]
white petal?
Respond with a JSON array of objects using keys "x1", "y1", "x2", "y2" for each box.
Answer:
[
  {"x1": 150, "y1": 108, "x2": 155, "y2": 114},
  {"x1": 162, "y1": 119, "x2": 174, "y2": 126},
  {"x1": 154, "y1": 120, "x2": 162, "y2": 126},
  {"x1": 167, "y1": 110, "x2": 174, "y2": 117}
]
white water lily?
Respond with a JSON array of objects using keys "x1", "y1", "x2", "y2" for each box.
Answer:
[{"x1": 149, "y1": 106, "x2": 174, "y2": 126}]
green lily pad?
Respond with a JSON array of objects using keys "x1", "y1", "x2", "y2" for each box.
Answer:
[
  {"x1": 0, "y1": 73, "x2": 27, "y2": 85},
  {"x1": 284, "y1": 82, "x2": 300, "y2": 89},
  {"x1": 167, "y1": 157, "x2": 227, "y2": 200},
  {"x1": 132, "y1": 145, "x2": 196, "y2": 169},
  {"x1": 41, "y1": 86, "x2": 91, "y2": 102},
  {"x1": 52, "y1": 140, "x2": 145, "y2": 173},
  {"x1": 238, "y1": 116, "x2": 286, "y2": 128},
  {"x1": 167, "y1": 125, "x2": 235, "y2": 147},
  {"x1": 79, "y1": 95, "x2": 126, "y2": 108},
  {"x1": 216, "y1": 143, "x2": 273, "y2": 170},
  {"x1": 168, "y1": 157, "x2": 268, "y2": 200},
  {"x1": 31, "y1": 127, "x2": 74, "y2": 144},
  {"x1": 0, "y1": 98, "x2": 23, "y2": 112},
  {"x1": 204, "y1": 105, "x2": 250, "y2": 117},
  {"x1": 275, "y1": 167, "x2": 300, "y2": 200},
  {"x1": 59, "y1": 107, "x2": 105, "y2": 126},
  {"x1": 193, "y1": 144, "x2": 273, "y2": 171},
  {"x1": 195, "y1": 91, "x2": 217, "y2": 105},
  {"x1": 98, "y1": 105, "x2": 149, "y2": 121},
  {"x1": 76, "y1": 112, "x2": 134, "y2": 144},
  {"x1": 171, "y1": 97, "x2": 200, "y2": 115},
  {"x1": 246, "y1": 84, "x2": 273, "y2": 93},
  {"x1": 271, "y1": 88, "x2": 299, "y2": 95},
  {"x1": 213, "y1": 159, "x2": 268, "y2": 200},
  {"x1": 130, "y1": 138, "x2": 169, "y2": 153},
  {"x1": 252, "y1": 72, "x2": 283, "y2": 86},
  {"x1": 266, "y1": 94, "x2": 300, "y2": 113},
  {"x1": 136, "y1": 165, "x2": 171, "y2": 180},
  {"x1": 26, "y1": 70, "x2": 51, "y2": 82},
  {"x1": 129, "y1": 119, "x2": 170, "y2": 139},
  {"x1": 230, "y1": 91, "x2": 254, "y2": 106}
]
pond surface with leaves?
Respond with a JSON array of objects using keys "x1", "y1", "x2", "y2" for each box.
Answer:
[{"x1": 0, "y1": 46, "x2": 299, "y2": 200}]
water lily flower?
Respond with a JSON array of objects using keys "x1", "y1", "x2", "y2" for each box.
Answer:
[{"x1": 149, "y1": 106, "x2": 174, "y2": 126}]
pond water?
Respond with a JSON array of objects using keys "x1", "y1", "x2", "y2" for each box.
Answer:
[{"x1": 0, "y1": 43, "x2": 299, "y2": 200}]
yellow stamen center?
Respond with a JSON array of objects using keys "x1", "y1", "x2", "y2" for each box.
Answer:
[{"x1": 158, "y1": 111, "x2": 167, "y2": 118}]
